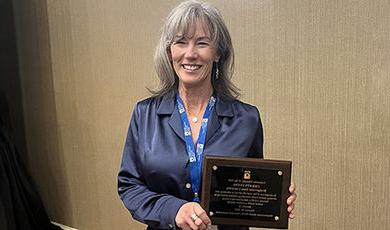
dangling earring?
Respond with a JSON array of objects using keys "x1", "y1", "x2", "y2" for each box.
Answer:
[{"x1": 215, "y1": 65, "x2": 220, "y2": 80}]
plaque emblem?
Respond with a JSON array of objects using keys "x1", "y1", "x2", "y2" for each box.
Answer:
[{"x1": 243, "y1": 170, "x2": 251, "y2": 180}]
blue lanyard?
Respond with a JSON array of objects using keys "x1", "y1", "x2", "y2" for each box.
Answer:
[{"x1": 176, "y1": 94, "x2": 216, "y2": 202}]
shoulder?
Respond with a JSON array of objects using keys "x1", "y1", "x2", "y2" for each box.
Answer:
[
  {"x1": 235, "y1": 100, "x2": 261, "y2": 123},
  {"x1": 133, "y1": 94, "x2": 175, "y2": 116},
  {"x1": 220, "y1": 98, "x2": 261, "y2": 120},
  {"x1": 134, "y1": 96, "x2": 163, "y2": 112},
  {"x1": 136, "y1": 96, "x2": 159, "y2": 108},
  {"x1": 232, "y1": 99, "x2": 259, "y2": 113}
]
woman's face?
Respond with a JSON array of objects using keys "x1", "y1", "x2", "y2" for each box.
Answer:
[{"x1": 170, "y1": 21, "x2": 219, "y2": 89}]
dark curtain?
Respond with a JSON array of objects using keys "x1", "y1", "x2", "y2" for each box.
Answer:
[{"x1": 0, "y1": 93, "x2": 61, "y2": 230}]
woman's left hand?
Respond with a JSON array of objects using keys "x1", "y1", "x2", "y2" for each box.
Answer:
[{"x1": 287, "y1": 182, "x2": 297, "y2": 219}]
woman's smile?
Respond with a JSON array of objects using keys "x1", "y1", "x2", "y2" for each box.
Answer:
[{"x1": 182, "y1": 64, "x2": 202, "y2": 72}]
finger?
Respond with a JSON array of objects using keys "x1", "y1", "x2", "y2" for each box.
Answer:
[
  {"x1": 177, "y1": 220, "x2": 192, "y2": 230},
  {"x1": 287, "y1": 193, "x2": 297, "y2": 205},
  {"x1": 180, "y1": 223, "x2": 192, "y2": 230},
  {"x1": 193, "y1": 205, "x2": 212, "y2": 226},
  {"x1": 194, "y1": 217, "x2": 207, "y2": 230},
  {"x1": 287, "y1": 203, "x2": 295, "y2": 213},
  {"x1": 195, "y1": 210, "x2": 211, "y2": 226},
  {"x1": 289, "y1": 212, "x2": 295, "y2": 219},
  {"x1": 289, "y1": 182, "x2": 296, "y2": 193},
  {"x1": 197, "y1": 214, "x2": 211, "y2": 227},
  {"x1": 186, "y1": 215, "x2": 200, "y2": 230}
]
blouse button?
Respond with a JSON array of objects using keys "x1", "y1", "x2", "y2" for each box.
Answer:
[{"x1": 185, "y1": 183, "x2": 191, "y2": 189}]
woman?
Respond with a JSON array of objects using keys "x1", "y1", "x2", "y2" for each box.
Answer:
[{"x1": 118, "y1": 1, "x2": 296, "y2": 230}]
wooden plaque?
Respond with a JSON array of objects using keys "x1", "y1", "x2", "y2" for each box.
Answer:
[{"x1": 200, "y1": 156, "x2": 292, "y2": 229}]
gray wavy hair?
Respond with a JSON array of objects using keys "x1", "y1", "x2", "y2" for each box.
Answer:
[{"x1": 150, "y1": 0, "x2": 240, "y2": 100}]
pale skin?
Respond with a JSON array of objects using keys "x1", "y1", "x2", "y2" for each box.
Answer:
[{"x1": 170, "y1": 21, "x2": 297, "y2": 230}]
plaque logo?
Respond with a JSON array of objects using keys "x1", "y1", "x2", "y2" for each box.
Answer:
[{"x1": 243, "y1": 170, "x2": 251, "y2": 180}]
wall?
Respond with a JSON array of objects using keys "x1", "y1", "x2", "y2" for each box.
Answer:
[{"x1": 12, "y1": 0, "x2": 390, "y2": 229}]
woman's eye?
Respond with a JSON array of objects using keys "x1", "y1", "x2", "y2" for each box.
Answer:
[
  {"x1": 173, "y1": 41, "x2": 186, "y2": 45},
  {"x1": 198, "y1": 42, "x2": 209, "y2": 46}
]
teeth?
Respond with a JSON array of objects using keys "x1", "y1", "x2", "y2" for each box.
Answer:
[{"x1": 183, "y1": 64, "x2": 201, "y2": 70}]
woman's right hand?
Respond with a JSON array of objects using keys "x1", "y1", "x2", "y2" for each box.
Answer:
[{"x1": 175, "y1": 202, "x2": 211, "y2": 230}]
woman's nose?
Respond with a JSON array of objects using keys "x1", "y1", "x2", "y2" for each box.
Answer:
[{"x1": 184, "y1": 44, "x2": 198, "y2": 59}]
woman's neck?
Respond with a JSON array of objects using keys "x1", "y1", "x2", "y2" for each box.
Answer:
[{"x1": 178, "y1": 84, "x2": 213, "y2": 117}]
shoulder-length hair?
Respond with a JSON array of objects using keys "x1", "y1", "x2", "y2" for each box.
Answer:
[{"x1": 150, "y1": 0, "x2": 240, "y2": 100}]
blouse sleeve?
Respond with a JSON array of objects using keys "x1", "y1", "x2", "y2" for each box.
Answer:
[
  {"x1": 117, "y1": 103, "x2": 187, "y2": 229},
  {"x1": 248, "y1": 107, "x2": 264, "y2": 159}
]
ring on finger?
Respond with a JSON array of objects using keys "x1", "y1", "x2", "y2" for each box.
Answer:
[{"x1": 190, "y1": 213, "x2": 198, "y2": 222}]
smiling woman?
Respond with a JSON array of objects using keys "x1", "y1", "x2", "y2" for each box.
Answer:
[
  {"x1": 152, "y1": 0, "x2": 238, "y2": 100},
  {"x1": 117, "y1": 1, "x2": 296, "y2": 230},
  {"x1": 170, "y1": 21, "x2": 220, "y2": 91}
]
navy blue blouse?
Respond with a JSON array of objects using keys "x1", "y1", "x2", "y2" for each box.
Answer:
[{"x1": 118, "y1": 94, "x2": 263, "y2": 230}]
